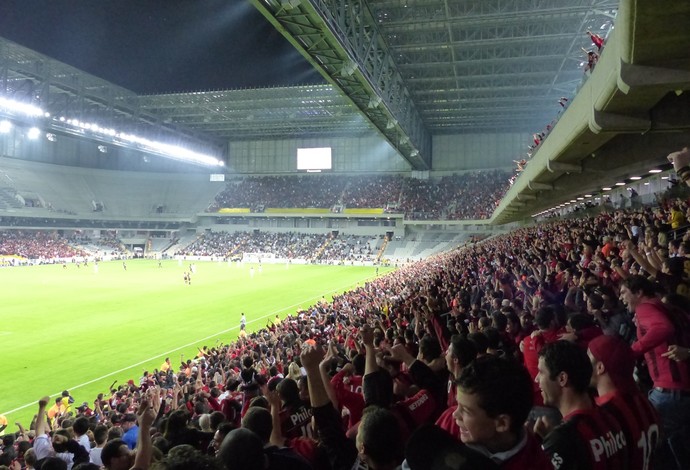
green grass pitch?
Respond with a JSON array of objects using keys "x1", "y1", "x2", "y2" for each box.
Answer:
[{"x1": 0, "y1": 259, "x2": 393, "y2": 428}]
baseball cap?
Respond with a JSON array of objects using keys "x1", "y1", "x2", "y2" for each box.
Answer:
[{"x1": 588, "y1": 335, "x2": 637, "y2": 393}]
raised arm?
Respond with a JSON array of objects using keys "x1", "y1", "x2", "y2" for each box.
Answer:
[
  {"x1": 266, "y1": 390, "x2": 285, "y2": 447},
  {"x1": 301, "y1": 344, "x2": 357, "y2": 470},
  {"x1": 130, "y1": 399, "x2": 156, "y2": 470},
  {"x1": 318, "y1": 342, "x2": 341, "y2": 410},
  {"x1": 171, "y1": 383, "x2": 181, "y2": 410},
  {"x1": 624, "y1": 240, "x2": 659, "y2": 276},
  {"x1": 361, "y1": 325, "x2": 378, "y2": 376},
  {"x1": 14, "y1": 420, "x2": 26, "y2": 440},
  {"x1": 300, "y1": 343, "x2": 329, "y2": 408},
  {"x1": 35, "y1": 396, "x2": 50, "y2": 436}
]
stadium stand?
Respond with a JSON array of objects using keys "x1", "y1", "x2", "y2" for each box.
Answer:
[
  {"x1": 208, "y1": 175, "x2": 348, "y2": 212},
  {"x1": 209, "y1": 171, "x2": 510, "y2": 220},
  {"x1": 0, "y1": 231, "x2": 88, "y2": 260},
  {"x1": 172, "y1": 231, "x2": 382, "y2": 263},
  {"x1": 2, "y1": 0, "x2": 690, "y2": 468},
  {"x1": 3, "y1": 184, "x2": 690, "y2": 468}
]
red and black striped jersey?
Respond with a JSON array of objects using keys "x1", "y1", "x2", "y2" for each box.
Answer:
[
  {"x1": 542, "y1": 407, "x2": 628, "y2": 470},
  {"x1": 595, "y1": 390, "x2": 660, "y2": 470}
]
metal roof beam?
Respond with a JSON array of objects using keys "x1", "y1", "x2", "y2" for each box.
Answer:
[{"x1": 251, "y1": 0, "x2": 432, "y2": 170}]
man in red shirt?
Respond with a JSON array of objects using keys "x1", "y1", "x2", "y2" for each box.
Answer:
[
  {"x1": 521, "y1": 306, "x2": 561, "y2": 406},
  {"x1": 453, "y1": 355, "x2": 551, "y2": 469},
  {"x1": 588, "y1": 334, "x2": 660, "y2": 470},
  {"x1": 536, "y1": 341, "x2": 628, "y2": 469},
  {"x1": 620, "y1": 276, "x2": 690, "y2": 470},
  {"x1": 587, "y1": 30, "x2": 605, "y2": 50}
]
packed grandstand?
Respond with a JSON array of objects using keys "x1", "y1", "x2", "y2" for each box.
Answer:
[
  {"x1": 1, "y1": 0, "x2": 690, "y2": 469},
  {"x1": 1, "y1": 167, "x2": 690, "y2": 470},
  {"x1": 207, "y1": 172, "x2": 510, "y2": 220}
]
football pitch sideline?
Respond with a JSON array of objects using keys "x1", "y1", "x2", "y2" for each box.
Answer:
[{"x1": 0, "y1": 259, "x2": 391, "y2": 427}]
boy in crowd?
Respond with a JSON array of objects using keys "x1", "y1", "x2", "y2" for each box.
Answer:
[{"x1": 453, "y1": 355, "x2": 551, "y2": 469}]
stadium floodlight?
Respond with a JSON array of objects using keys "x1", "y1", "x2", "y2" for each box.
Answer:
[
  {"x1": 0, "y1": 96, "x2": 44, "y2": 118},
  {"x1": 57, "y1": 117, "x2": 223, "y2": 166},
  {"x1": 615, "y1": 182, "x2": 625, "y2": 186},
  {"x1": 629, "y1": 176, "x2": 641, "y2": 180},
  {"x1": 27, "y1": 127, "x2": 41, "y2": 140},
  {"x1": 138, "y1": 139, "x2": 221, "y2": 166},
  {"x1": 648, "y1": 169, "x2": 662, "y2": 174},
  {"x1": 0, "y1": 95, "x2": 222, "y2": 167},
  {"x1": 106, "y1": 132, "x2": 222, "y2": 166}
]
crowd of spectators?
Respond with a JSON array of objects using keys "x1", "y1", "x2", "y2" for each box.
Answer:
[
  {"x1": 92, "y1": 235, "x2": 126, "y2": 254},
  {"x1": 209, "y1": 172, "x2": 510, "y2": 220},
  {"x1": 340, "y1": 175, "x2": 404, "y2": 209},
  {"x1": 315, "y1": 235, "x2": 378, "y2": 263},
  {"x1": 0, "y1": 231, "x2": 88, "y2": 260},
  {"x1": 0, "y1": 231, "x2": 128, "y2": 262},
  {"x1": 2, "y1": 149, "x2": 690, "y2": 470},
  {"x1": 208, "y1": 176, "x2": 348, "y2": 212},
  {"x1": 397, "y1": 171, "x2": 510, "y2": 220},
  {"x1": 176, "y1": 231, "x2": 332, "y2": 261}
]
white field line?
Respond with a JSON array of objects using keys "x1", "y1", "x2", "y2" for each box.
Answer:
[{"x1": 1, "y1": 276, "x2": 374, "y2": 417}]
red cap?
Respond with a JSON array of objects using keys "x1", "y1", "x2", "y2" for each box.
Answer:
[{"x1": 588, "y1": 335, "x2": 637, "y2": 393}]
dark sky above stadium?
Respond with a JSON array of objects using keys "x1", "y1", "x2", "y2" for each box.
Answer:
[{"x1": 0, "y1": 0, "x2": 324, "y2": 94}]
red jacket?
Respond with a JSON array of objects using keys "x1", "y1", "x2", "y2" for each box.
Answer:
[
  {"x1": 330, "y1": 370, "x2": 365, "y2": 428},
  {"x1": 632, "y1": 298, "x2": 690, "y2": 390}
]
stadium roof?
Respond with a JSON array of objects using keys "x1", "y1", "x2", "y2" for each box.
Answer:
[{"x1": 0, "y1": 0, "x2": 618, "y2": 169}]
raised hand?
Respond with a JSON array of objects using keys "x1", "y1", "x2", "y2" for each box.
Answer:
[
  {"x1": 300, "y1": 343, "x2": 325, "y2": 369},
  {"x1": 360, "y1": 324, "x2": 375, "y2": 347},
  {"x1": 137, "y1": 399, "x2": 156, "y2": 429}
]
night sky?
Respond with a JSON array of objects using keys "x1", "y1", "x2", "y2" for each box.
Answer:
[{"x1": 0, "y1": 0, "x2": 324, "y2": 93}]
